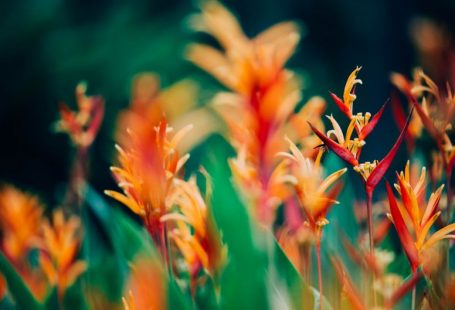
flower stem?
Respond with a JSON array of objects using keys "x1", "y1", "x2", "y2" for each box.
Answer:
[
  {"x1": 316, "y1": 232, "x2": 323, "y2": 310},
  {"x1": 365, "y1": 187, "x2": 376, "y2": 307},
  {"x1": 365, "y1": 188, "x2": 374, "y2": 255},
  {"x1": 411, "y1": 285, "x2": 416, "y2": 310}
]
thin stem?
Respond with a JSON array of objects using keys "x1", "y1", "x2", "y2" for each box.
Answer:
[
  {"x1": 316, "y1": 232, "x2": 323, "y2": 310},
  {"x1": 365, "y1": 187, "x2": 377, "y2": 307},
  {"x1": 411, "y1": 286, "x2": 416, "y2": 310},
  {"x1": 365, "y1": 188, "x2": 374, "y2": 255}
]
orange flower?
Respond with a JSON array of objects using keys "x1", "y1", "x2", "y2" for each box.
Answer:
[
  {"x1": 105, "y1": 118, "x2": 192, "y2": 242},
  {"x1": 187, "y1": 1, "x2": 325, "y2": 224},
  {"x1": 123, "y1": 255, "x2": 167, "y2": 310},
  {"x1": 386, "y1": 161, "x2": 455, "y2": 272},
  {"x1": 277, "y1": 138, "x2": 346, "y2": 233},
  {"x1": 161, "y1": 176, "x2": 226, "y2": 292},
  {"x1": 0, "y1": 185, "x2": 43, "y2": 262},
  {"x1": 35, "y1": 210, "x2": 86, "y2": 297},
  {"x1": 56, "y1": 82, "x2": 104, "y2": 148}
]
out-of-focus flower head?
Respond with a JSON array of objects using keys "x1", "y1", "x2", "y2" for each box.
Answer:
[
  {"x1": 277, "y1": 139, "x2": 346, "y2": 233},
  {"x1": 161, "y1": 175, "x2": 226, "y2": 293},
  {"x1": 105, "y1": 117, "x2": 192, "y2": 243},
  {"x1": 34, "y1": 210, "x2": 86, "y2": 298},
  {"x1": 392, "y1": 69, "x2": 455, "y2": 169},
  {"x1": 187, "y1": 1, "x2": 326, "y2": 225},
  {"x1": 122, "y1": 255, "x2": 167, "y2": 310},
  {"x1": 386, "y1": 161, "x2": 455, "y2": 272},
  {"x1": 0, "y1": 185, "x2": 44, "y2": 262},
  {"x1": 56, "y1": 82, "x2": 104, "y2": 149}
]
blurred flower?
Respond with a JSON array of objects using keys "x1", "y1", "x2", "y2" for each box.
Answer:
[
  {"x1": 124, "y1": 73, "x2": 218, "y2": 153},
  {"x1": 0, "y1": 186, "x2": 43, "y2": 262},
  {"x1": 392, "y1": 69, "x2": 455, "y2": 168},
  {"x1": 161, "y1": 175, "x2": 226, "y2": 294},
  {"x1": 277, "y1": 139, "x2": 346, "y2": 233},
  {"x1": 386, "y1": 161, "x2": 455, "y2": 272},
  {"x1": 56, "y1": 82, "x2": 104, "y2": 149},
  {"x1": 187, "y1": 1, "x2": 325, "y2": 224},
  {"x1": 123, "y1": 255, "x2": 167, "y2": 310},
  {"x1": 35, "y1": 210, "x2": 86, "y2": 298},
  {"x1": 105, "y1": 118, "x2": 192, "y2": 244}
]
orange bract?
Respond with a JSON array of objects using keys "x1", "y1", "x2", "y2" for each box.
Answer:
[
  {"x1": 161, "y1": 176, "x2": 226, "y2": 292},
  {"x1": 123, "y1": 256, "x2": 167, "y2": 310},
  {"x1": 105, "y1": 118, "x2": 192, "y2": 236},
  {"x1": 0, "y1": 186, "x2": 44, "y2": 262},
  {"x1": 35, "y1": 210, "x2": 86, "y2": 297},
  {"x1": 387, "y1": 161, "x2": 455, "y2": 272}
]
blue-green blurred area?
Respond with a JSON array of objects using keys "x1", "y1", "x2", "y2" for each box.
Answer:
[{"x1": 0, "y1": 0, "x2": 454, "y2": 205}]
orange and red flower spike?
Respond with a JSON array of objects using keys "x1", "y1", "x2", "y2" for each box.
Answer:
[{"x1": 386, "y1": 182, "x2": 420, "y2": 272}]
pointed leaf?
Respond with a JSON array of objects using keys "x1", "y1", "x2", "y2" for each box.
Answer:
[
  {"x1": 0, "y1": 252, "x2": 43, "y2": 310},
  {"x1": 308, "y1": 122, "x2": 358, "y2": 166},
  {"x1": 366, "y1": 110, "x2": 413, "y2": 191},
  {"x1": 386, "y1": 182, "x2": 419, "y2": 271},
  {"x1": 359, "y1": 100, "x2": 388, "y2": 140}
]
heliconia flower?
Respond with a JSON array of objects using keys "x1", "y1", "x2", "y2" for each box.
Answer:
[
  {"x1": 161, "y1": 176, "x2": 226, "y2": 293},
  {"x1": 0, "y1": 186, "x2": 44, "y2": 262},
  {"x1": 309, "y1": 68, "x2": 391, "y2": 169},
  {"x1": 386, "y1": 161, "x2": 455, "y2": 272},
  {"x1": 105, "y1": 118, "x2": 192, "y2": 243},
  {"x1": 276, "y1": 138, "x2": 346, "y2": 232},
  {"x1": 34, "y1": 210, "x2": 86, "y2": 298},
  {"x1": 187, "y1": 1, "x2": 324, "y2": 225},
  {"x1": 56, "y1": 82, "x2": 104, "y2": 149}
]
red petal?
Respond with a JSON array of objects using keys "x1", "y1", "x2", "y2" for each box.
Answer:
[
  {"x1": 386, "y1": 182, "x2": 419, "y2": 271},
  {"x1": 329, "y1": 92, "x2": 351, "y2": 117},
  {"x1": 308, "y1": 122, "x2": 358, "y2": 166},
  {"x1": 359, "y1": 100, "x2": 388, "y2": 140},
  {"x1": 366, "y1": 109, "x2": 413, "y2": 191}
]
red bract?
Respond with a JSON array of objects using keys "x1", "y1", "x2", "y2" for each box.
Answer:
[
  {"x1": 364, "y1": 108, "x2": 412, "y2": 193},
  {"x1": 358, "y1": 100, "x2": 388, "y2": 140},
  {"x1": 386, "y1": 182, "x2": 420, "y2": 272},
  {"x1": 307, "y1": 122, "x2": 359, "y2": 166},
  {"x1": 329, "y1": 92, "x2": 351, "y2": 118}
]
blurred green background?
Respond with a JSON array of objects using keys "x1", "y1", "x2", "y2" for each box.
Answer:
[{"x1": 1, "y1": 0, "x2": 454, "y2": 205}]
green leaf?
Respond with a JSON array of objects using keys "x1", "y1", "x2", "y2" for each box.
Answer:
[
  {"x1": 273, "y1": 237, "x2": 315, "y2": 309},
  {"x1": 81, "y1": 185, "x2": 157, "y2": 304},
  {"x1": 0, "y1": 252, "x2": 43, "y2": 310},
  {"x1": 204, "y1": 135, "x2": 269, "y2": 310}
]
